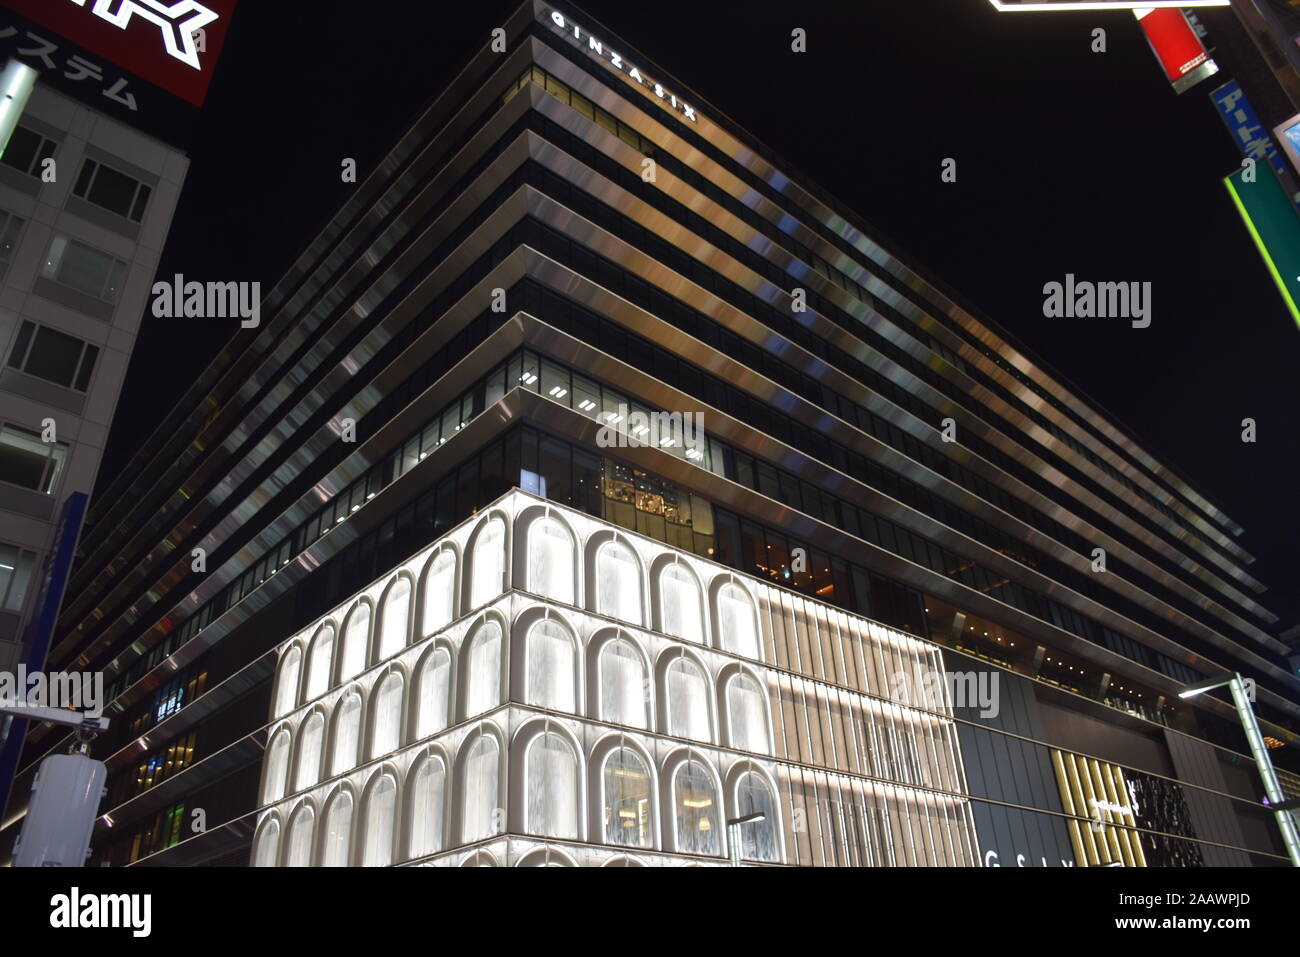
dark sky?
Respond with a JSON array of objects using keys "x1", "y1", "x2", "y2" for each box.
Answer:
[{"x1": 103, "y1": 0, "x2": 1300, "y2": 629}]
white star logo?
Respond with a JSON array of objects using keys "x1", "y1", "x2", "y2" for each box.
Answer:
[{"x1": 69, "y1": 0, "x2": 220, "y2": 71}]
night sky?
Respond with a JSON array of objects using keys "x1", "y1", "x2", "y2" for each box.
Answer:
[{"x1": 102, "y1": 0, "x2": 1300, "y2": 629}]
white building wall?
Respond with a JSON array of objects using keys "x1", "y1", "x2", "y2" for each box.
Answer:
[{"x1": 251, "y1": 490, "x2": 980, "y2": 867}]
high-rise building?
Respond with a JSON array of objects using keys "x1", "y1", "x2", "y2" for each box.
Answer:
[{"x1": 6, "y1": 0, "x2": 1296, "y2": 867}]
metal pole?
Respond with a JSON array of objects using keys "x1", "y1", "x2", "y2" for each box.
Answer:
[{"x1": 1227, "y1": 673, "x2": 1300, "y2": 866}]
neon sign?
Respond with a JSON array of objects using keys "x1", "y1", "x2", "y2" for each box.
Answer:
[{"x1": 68, "y1": 0, "x2": 219, "y2": 70}]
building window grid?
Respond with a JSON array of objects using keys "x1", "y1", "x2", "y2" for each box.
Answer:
[
  {"x1": 529, "y1": 47, "x2": 1198, "y2": 533},
  {"x1": 509, "y1": 96, "x2": 1236, "y2": 587}
]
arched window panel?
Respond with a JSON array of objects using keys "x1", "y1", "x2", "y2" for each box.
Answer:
[
  {"x1": 470, "y1": 518, "x2": 506, "y2": 609},
  {"x1": 339, "y1": 603, "x2": 370, "y2": 682},
  {"x1": 285, "y1": 805, "x2": 315, "y2": 867},
  {"x1": 525, "y1": 731, "x2": 580, "y2": 840},
  {"x1": 378, "y1": 577, "x2": 412, "y2": 662},
  {"x1": 252, "y1": 817, "x2": 281, "y2": 868},
  {"x1": 406, "y1": 754, "x2": 447, "y2": 860},
  {"x1": 726, "y1": 672, "x2": 771, "y2": 755},
  {"x1": 304, "y1": 626, "x2": 335, "y2": 701},
  {"x1": 734, "y1": 771, "x2": 780, "y2": 863},
  {"x1": 716, "y1": 581, "x2": 761, "y2": 660},
  {"x1": 461, "y1": 733, "x2": 500, "y2": 843},
  {"x1": 370, "y1": 672, "x2": 405, "y2": 759},
  {"x1": 527, "y1": 516, "x2": 575, "y2": 604},
  {"x1": 599, "y1": 638, "x2": 649, "y2": 729},
  {"x1": 595, "y1": 540, "x2": 642, "y2": 624},
  {"x1": 464, "y1": 620, "x2": 503, "y2": 718},
  {"x1": 517, "y1": 848, "x2": 576, "y2": 866},
  {"x1": 422, "y1": 549, "x2": 457, "y2": 636},
  {"x1": 526, "y1": 618, "x2": 577, "y2": 713},
  {"x1": 361, "y1": 772, "x2": 397, "y2": 867},
  {"x1": 665, "y1": 656, "x2": 711, "y2": 742},
  {"x1": 330, "y1": 691, "x2": 363, "y2": 776},
  {"x1": 414, "y1": 647, "x2": 451, "y2": 739},
  {"x1": 660, "y1": 562, "x2": 704, "y2": 644},
  {"x1": 674, "y1": 761, "x2": 720, "y2": 856},
  {"x1": 602, "y1": 747, "x2": 652, "y2": 848},
  {"x1": 263, "y1": 729, "x2": 291, "y2": 804},
  {"x1": 274, "y1": 646, "x2": 302, "y2": 718},
  {"x1": 320, "y1": 791, "x2": 354, "y2": 867},
  {"x1": 294, "y1": 712, "x2": 326, "y2": 791}
]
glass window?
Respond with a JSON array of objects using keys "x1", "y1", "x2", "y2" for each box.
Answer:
[
  {"x1": 320, "y1": 792, "x2": 353, "y2": 867},
  {"x1": 0, "y1": 126, "x2": 55, "y2": 177},
  {"x1": 595, "y1": 539, "x2": 641, "y2": 624},
  {"x1": 674, "y1": 761, "x2": 720, "y2": 855},
  {"x1": 285, "y1": 806, "x2": 314, "y2": 867},
  {"x1": 422, "y1": 549, "x2": 456, "y2": 635},
  {"x1": 464, "y1": 620, "x2": 503, "y2": 716},
  {"x1": 660, "y1": 562, "x2": 704, "y2": 644},
  {"x1": 330, "y1": 692, "x2": 362, "y2": 775},
  {"x1": 339, "y1": 604, "x2": 369, "y2": 681},
  {"x1": 726, "y1": 672, "x2": 770, "y2": 754},
  {"x1": 40, "y1": 234, "x2": 127, "y2": 303},
  {"x1": 304, "y1": 626, "x2": 334, "y2": 700},
  {"x1": 0, "y1": 542, "x2": 35, "y2": 613},
  {"x1": 603, "y1": 748, "x2": 652, "y2": 848},
  {"x1": 0, "y1": 210, "x2": 25, "y2": 262},
  {"x1": 540, "y1": 357, "x2": 570, "y2": 403},
  {"x1": 461, "y1": 733, "x2": 500, "y2": 843},
  {"x1": 273, "y1": 646, "x2": 301, "y2": 718},
  {"x1": 370, "y1": 672, "x2": 404, "y2": 758},
  {"x1": 361, "y1": 773, "x2": 397, "y2": 867},
  {"x1": 526, "y1": 618, "x2": 576, "y2": 712},
  {"x1": 262, "y1": 730, "x2": 291, "y2": 804},
  {"x1": 717, "y1": 581, "x2": 761, "y2": 660},
  {"x1": 0, "y1": 423, "x2": 68, "y2": 494},
  {"x1": 734, "y1": 772, "x2": 779, "y2": 862},
  {"x1": 572, "y1": 372, "x2": 601, "y2": 419},
  {"x1": 470, "y1": 517, "x2": 505, "y2": 608},
  {"x1": 406, "y1": 755, "x2": 446, "y2": 859},
  {"x1": 527, "y1": 515, "x2": 574, "y2": 603},
  {"x1": 378, "y1": 577, "x2": 411, "y2": 661},
  {"x1": 599, "y1": 638, "x2": 648, "y2": 729},
  {"x1": 525, "y1": 732, "x2": 579, "y2": 840},
  {"x1": 294, "y1": 712, "x2": 325, "y2": 791},
  {"x1": 252, "y1": 818, "x2": 280, "y2": 868},
  {"x1": 665, "y1": 656, "x2": 710, "y2": 741},
  {"x1": 72, "y1": 158, "x2": 152, "y2": 222},
  {"x1": 415, "y1": 647, "x2": 451, "y2": 739}
]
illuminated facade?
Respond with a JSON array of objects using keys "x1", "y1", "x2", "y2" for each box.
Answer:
[{"x1": 6, "y1": 0, "x2": 1299, "y2": 866}]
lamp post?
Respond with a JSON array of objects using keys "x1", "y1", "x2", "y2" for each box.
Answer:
[
  {"x1": 1179, "y1": 673, "x2": 1300, "y2": 866},
  {"x1": 726, "y1": 811, "x2": 766, "y2": 867}
]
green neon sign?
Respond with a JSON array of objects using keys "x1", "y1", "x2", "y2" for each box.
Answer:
[{"x1": 1224, "y1": 163, "x2": 1300, "y2": 332}]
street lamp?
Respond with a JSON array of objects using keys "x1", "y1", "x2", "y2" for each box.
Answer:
[
  {"x1": 1179, "y1": 672, "x2": 1300, "y2": 866},
  {"x1": 726, "y1": 811, "x2": 765, "y2": 867}
]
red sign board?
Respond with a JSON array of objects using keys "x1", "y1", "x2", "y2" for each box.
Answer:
[
  {"x1": 1135, "y1": 8, "x2": 1211, "y2": 89},
  {"x1": 7, "y1": 0, "x2": 237, "y2": 107}
]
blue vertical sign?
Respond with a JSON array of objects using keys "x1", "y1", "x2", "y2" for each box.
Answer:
[
  {"x1": 1210, "y1": 80, "x2": 1289, "y2": 179},
  {"x1": 0, "y1": 491, "x2": 88, "y2": 816}
]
